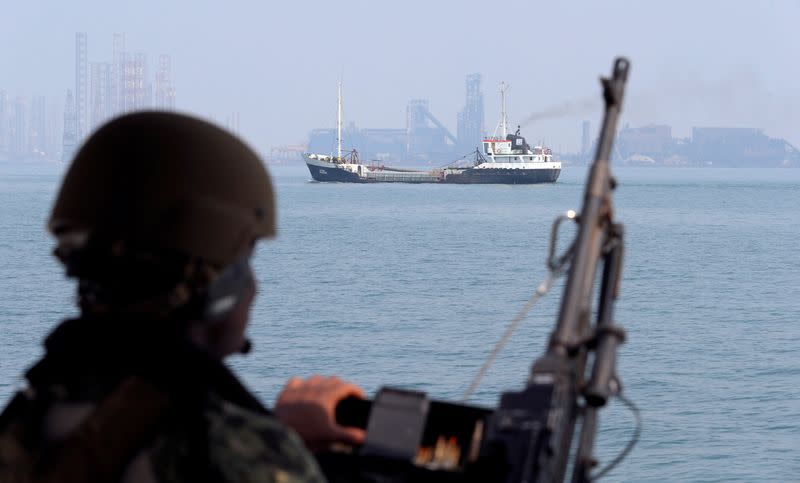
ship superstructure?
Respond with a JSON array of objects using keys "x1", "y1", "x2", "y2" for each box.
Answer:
[
  {"x1": 442, "y1": 82, "x2": 561, "y2": 183},
  {"x1": 441, "y1": 130, "x2": 561, "y2": 184}
]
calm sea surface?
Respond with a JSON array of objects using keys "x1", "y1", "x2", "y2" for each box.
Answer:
[{"x1": 1, "y1": 162, "x2": 798, "y2": 482}]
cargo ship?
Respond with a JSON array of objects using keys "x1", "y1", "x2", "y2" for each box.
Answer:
[{"x1": 304, "y1": 82, "x2": 561, "y2": 184}]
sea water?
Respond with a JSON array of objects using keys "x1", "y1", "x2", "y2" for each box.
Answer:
[{"x1": 1, "y1": 162, "x2": 797, "y2": 482}]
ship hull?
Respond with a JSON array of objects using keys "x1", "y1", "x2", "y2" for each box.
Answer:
[
  {"x1": 305, "y1": 155, "x2": 561, "y2": 184},
  {"x1": 443, "y1": 167, "x2": 561, "y2": 184},
  {"x1": 305, "y1": 155, "x2": 364, "y2": 182},
  {"x1": 306, "y1": 161, "x2": 363, "y2": 182},
  {"x1": 305, "y1": 154, "x2": 441, "y2": 183}
]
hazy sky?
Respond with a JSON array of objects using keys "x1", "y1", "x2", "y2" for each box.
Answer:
[{"x1": 2, "y1": 0, "x2": 798, "y2": 154}]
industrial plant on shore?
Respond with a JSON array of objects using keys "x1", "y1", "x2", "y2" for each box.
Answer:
[{"x1": 273, "y1": 76, "x2": 799, "y2": 169}]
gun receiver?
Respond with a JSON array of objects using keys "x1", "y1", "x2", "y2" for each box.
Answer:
[{"x1": 319, "y1": 57, "x2": 632, "y2": 483}]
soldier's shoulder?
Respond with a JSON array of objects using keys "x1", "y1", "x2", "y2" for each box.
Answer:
[{"x1": 206, "y1": 395, "x2": 325, "y2": 482}]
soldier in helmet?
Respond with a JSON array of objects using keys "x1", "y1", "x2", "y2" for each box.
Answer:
[{"x1": 0, "y1": 112, "x2": 364, "y2": 482}]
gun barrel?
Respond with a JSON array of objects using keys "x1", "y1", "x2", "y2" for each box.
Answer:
[{"x1": 548, "y1": 57, "x2": 629, "y2": 354}]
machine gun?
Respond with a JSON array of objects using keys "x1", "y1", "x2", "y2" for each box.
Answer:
[{"x1": 320, "y1": 57, "x2": 637, "y2": 483}]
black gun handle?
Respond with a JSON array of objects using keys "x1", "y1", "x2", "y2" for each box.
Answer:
[{"x1": 335, "y1": 396, "x2": 371, "y2": 429}]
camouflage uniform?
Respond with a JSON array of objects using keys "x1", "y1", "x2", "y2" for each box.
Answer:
[
  {"x1": 0, "y1": 317, "x2": 327, "y2": 483},
  {"x1": 148, "y1": 392, "x2": 326, "y2": 482}
]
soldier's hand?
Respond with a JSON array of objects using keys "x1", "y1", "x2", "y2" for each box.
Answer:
[{"x1": 275, "y1": 375, "x2": 366, "y2": 452}]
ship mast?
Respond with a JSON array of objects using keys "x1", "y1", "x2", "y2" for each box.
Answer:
[
  {"x1": 500, "y1": 81, "x2": 510, "y2": 138},
  {"x1": 337, "y1": 80, "x2": 343, "y2": 161}
]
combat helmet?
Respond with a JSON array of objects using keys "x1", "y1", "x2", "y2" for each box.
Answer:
[{"x1": 49, "y1": 111, "x2": 275, "y2": 319}]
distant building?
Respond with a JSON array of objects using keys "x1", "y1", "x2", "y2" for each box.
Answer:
[
  {"x1": 75, "y1": 33, "x2": 88, "y2": 141},
  {"x1": 90, "y1": 62, "x2": 112, "y2": 131},
  {"x1": 267, "y1": 144, "x2": 306, "y2": 163},
  {"x1": 308, "y1": 125, "x2": 410, "y2": 163},
  {"x1": 47, "y1": 97, "x2": 60, "y2": 157},
  {"x1": 0, "y1": 93, "x2": 54, "y2": 159},
  {"x1": 0, "y1": 90, "x2": 7, "y2": 155},
  {"x1": 29, "y1": 96, "x2": 47, "y2": 155},
  {"x1": 118, "y1": 52, "x2": 150, "y2": 112},
  {"x1": 457, "y1": 73, "x2": 484, "y2": 154},
  {"x1": 307, "y1": 128, "x2": 335, "y2": 155},
  {"x1": 133, "y1": 53, "x2": 151, "y2": 109},
  {"x1": 617, "y1": 124, "x2": 673, "y2": 160},
  {"x1": 154, "y1": 54, "x2": 176, "y2": 110},
  {"x1": 62, "y1": 90, "x2": 77, "y2": 162},
  {"x1": 689, "y1": 127, "x2": 798, "y2": 167},
  {"x1": 111, "y1": 33, "x2": 125, "y2": 115},
  {"x1": 11, "y1": 97, "x2": 26, "y2": 156},
  {"x1": 54, "y1": 32, "x2": 178, "y2": 160},
  {"x1": 406, "y1": 99, "x2": 456, "y2": 161},
  {"x1": 360, "y1": 128, "x2": 408, "y2": 161},
  {"x1": 609, "y1": 123, "x2": 799, "y2": 167},
  {"x1": 225, "y1": 112, "x2": 241, "y2": 135}
]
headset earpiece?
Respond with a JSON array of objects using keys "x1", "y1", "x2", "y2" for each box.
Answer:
[{"x1": 199, "y1": 254, "x2": 253, "y2": 322}]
